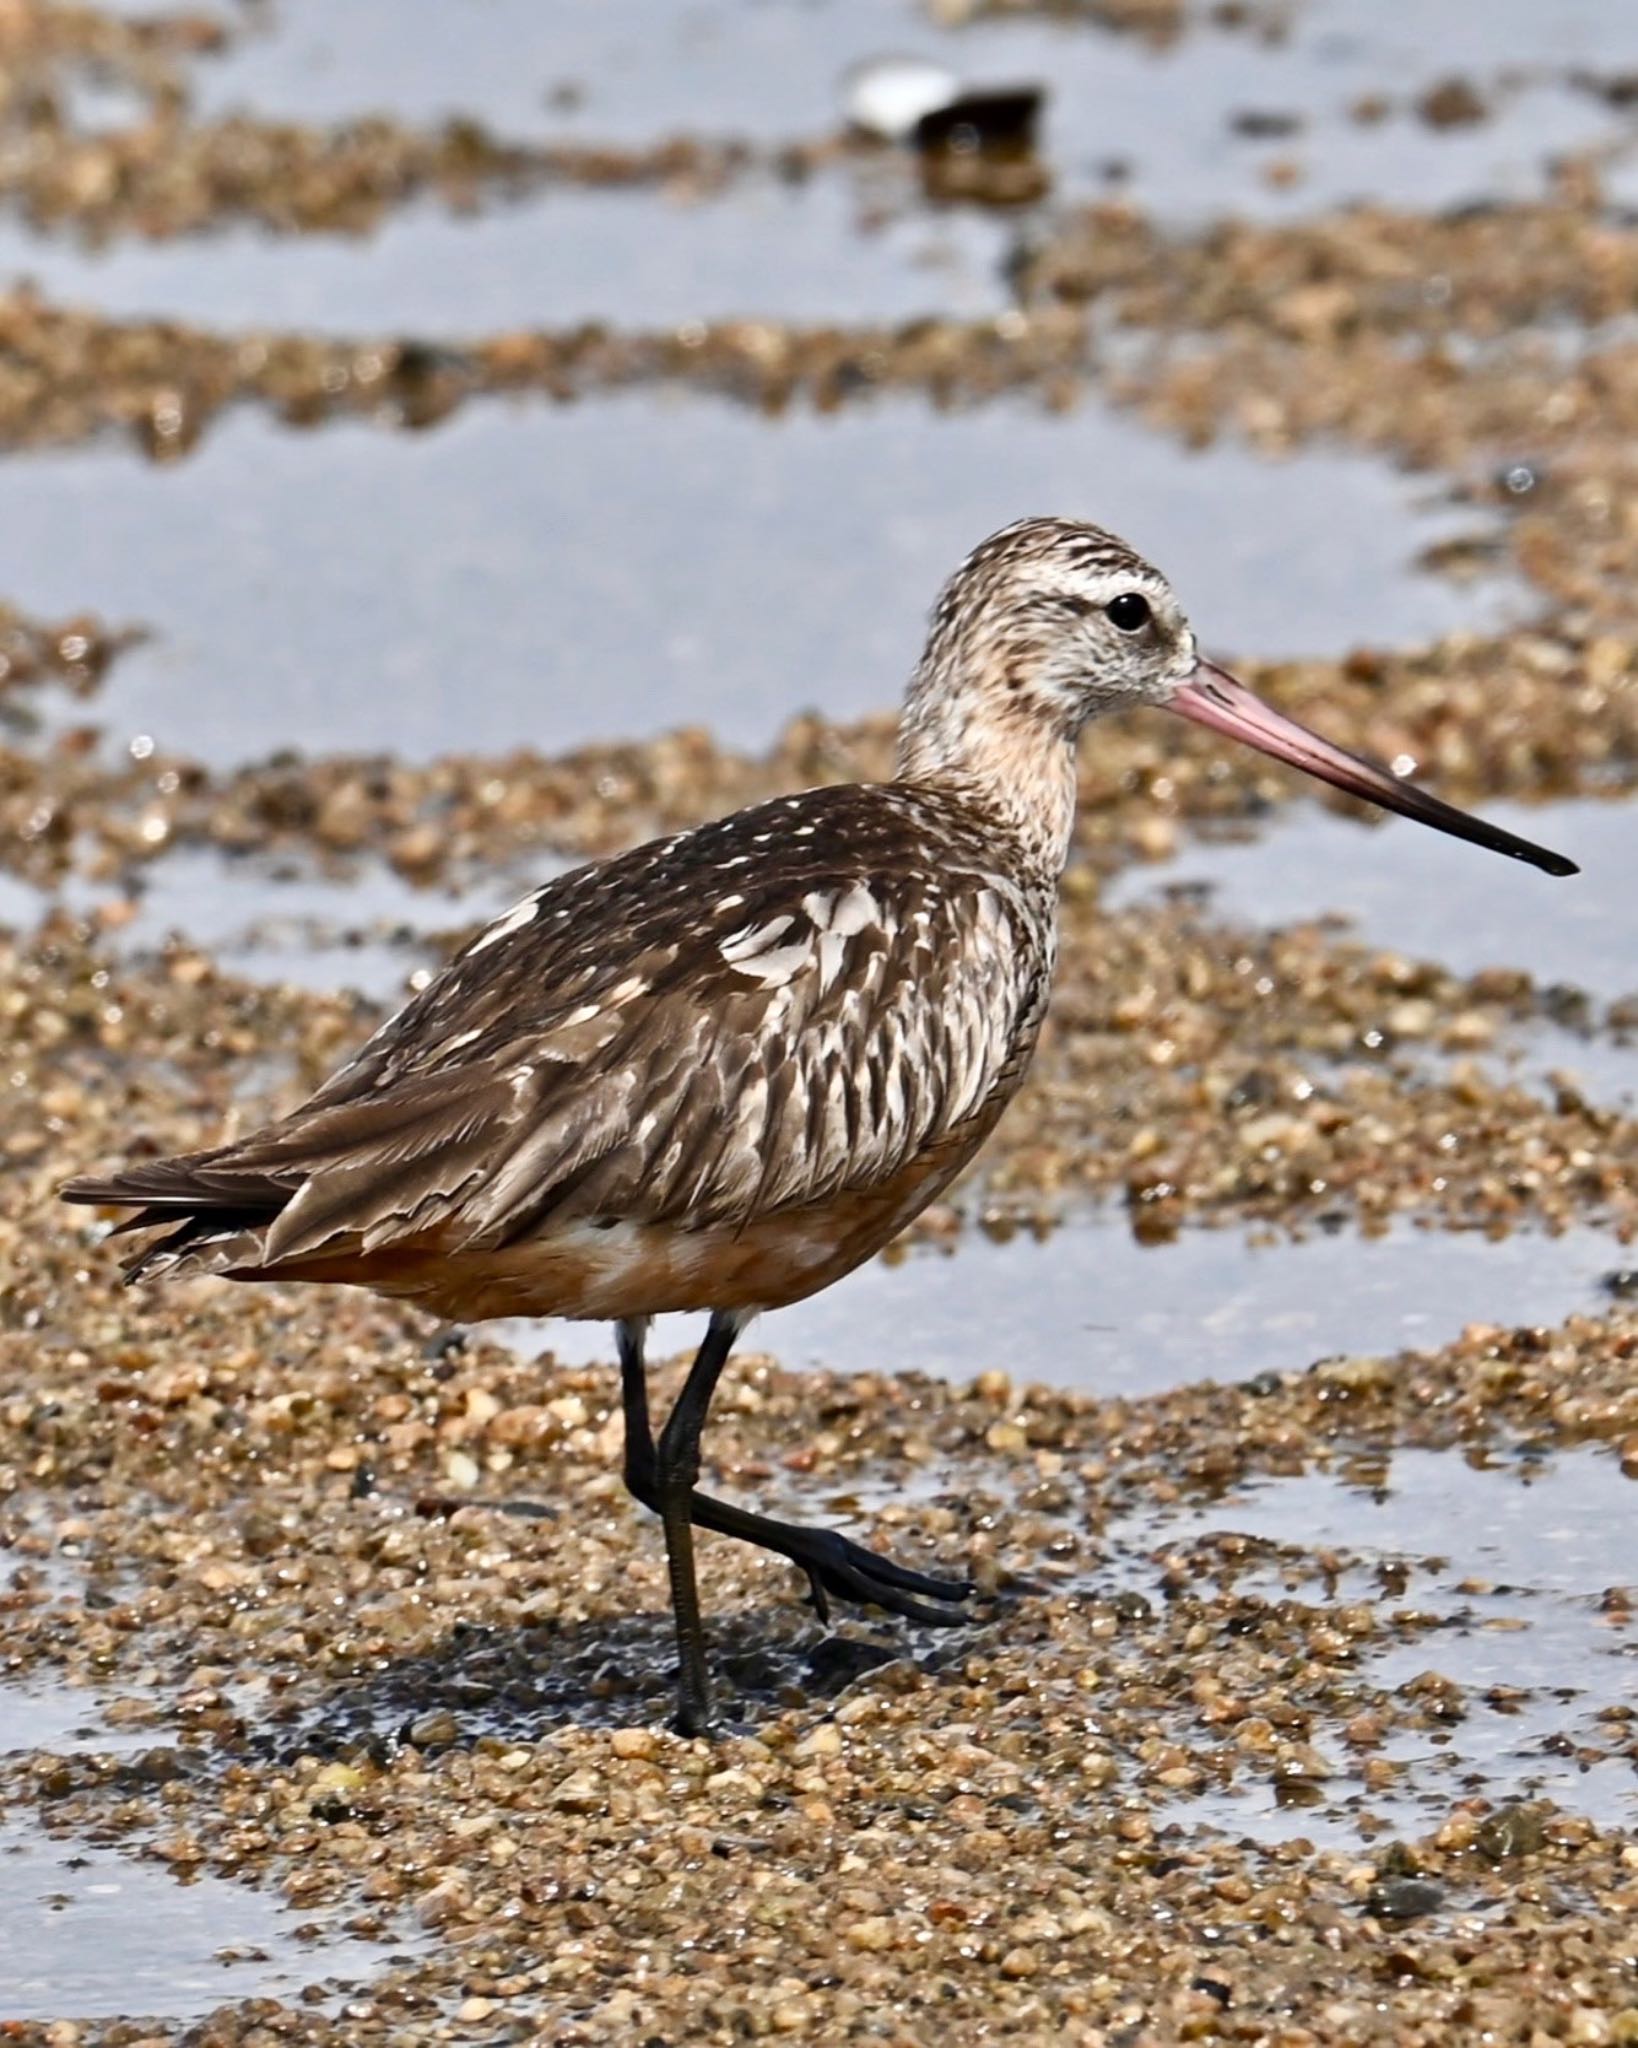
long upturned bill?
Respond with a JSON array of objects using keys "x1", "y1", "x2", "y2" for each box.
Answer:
[{"x1": 1168, "y1": 659, "x2": 1577, "y2": 878}]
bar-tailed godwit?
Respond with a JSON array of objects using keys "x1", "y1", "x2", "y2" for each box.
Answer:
[{"x1": 63, "y1": 518, "x2": 1576, "y2": 1734}]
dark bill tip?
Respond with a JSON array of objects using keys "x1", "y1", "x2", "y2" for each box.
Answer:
[{"x1": 1168, "y1": 660, "x2": 1579, "y2": 879}]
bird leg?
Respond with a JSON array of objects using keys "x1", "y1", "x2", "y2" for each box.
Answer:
[
  {"x1": 669, "y1": 1498, "x2": 974, "y2": 1629},
  {"x1": 617, "y1": 1316, "x2": 660, "y2": 1497},
  {"x1": 649, "y1": 1309, "x2": 744, "y2": 1736},
  {"x1": 617, "y1": 1320, "x2": 972, "y2": 1655}
]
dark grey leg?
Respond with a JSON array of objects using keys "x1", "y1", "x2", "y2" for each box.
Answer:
[
  {"x1": 652, "y1": 1310, "x2": 744, "y2": 1737},
  {"x1": 616, "y1": 1316, "x2": 970, "y2": 1652},
  {"x1": 617, "y1": 1317, "x2": 656, "y2": 1499}
]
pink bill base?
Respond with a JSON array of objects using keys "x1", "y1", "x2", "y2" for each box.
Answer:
[{"x1": 1167, "y1": 660, "x2": 1578, "y2": 878}]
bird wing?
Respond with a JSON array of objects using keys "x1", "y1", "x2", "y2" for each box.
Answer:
[{"x1": 64, "y1": 785, "x2": 1051, "y2": 1273}]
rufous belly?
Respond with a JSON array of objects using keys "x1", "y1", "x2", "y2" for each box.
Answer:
[{"x1": 245, "y1": 1117, "x2": 997, "y2": 1323}]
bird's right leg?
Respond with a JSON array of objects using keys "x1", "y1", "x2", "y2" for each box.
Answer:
[
  {"x1": 650, "y1": 1310, "x2": 744, "y2": 1736},
  {"x1": 617, "y1": 1319, "x2": 970, "y2": 1630},
  {"x1": 617, "y1": 1316, "x2": 659, "y2": 1500}
]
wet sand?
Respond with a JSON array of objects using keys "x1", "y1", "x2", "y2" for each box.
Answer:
[{"x1": 0, "y1": 2, "x2": 1634, "y2": 2041}]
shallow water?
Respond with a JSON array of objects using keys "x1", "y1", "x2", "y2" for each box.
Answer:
[
  {"x1": 1488, "y1": 1019, "x2": 1638, "y2": 1116},
  {"x1": 0, "y1": 1, "x2": 1631, "y2": 2030},
  {"x1": 97, "y1": 849, "x2": 466, "y2": 999},
  {"x1": 15, "y1": 0, "x2": 1631, "y2": 365},
  {"x1": 0, "y1": 177, "x2": 1010, "y2": 333},
  {"x1": 183, "y1": 0, "x2": 1638, "y2": 222},
  {"x1": 0, "y1": 399, "x2": 1515, "y2": 767},
  {"x1": 0, "y1": 1681, "x2": 166, "y2": 1760},
  {"x1": 1157, "y1": 1442, "x2": 1634, "y2": 1605},
  {"x1": 0, "y1": 838, "x2": 555, "y2": 999},
  {"x1": 515, "y1": 1213, "x2": 1622, "y2": 1398},
  {"x1": 82, "y1": 846, "x2": 539, "y2": 1000},
  {"x1": 1109, "y1": 795, "x2": 1638, "y2": 1009},
  {"x1": 1130, "y1": 1445, "x2": 1637, "y2": 1844},
  {"x1": 0, "y1": 867, "x2": 45, "y2": 932},
  {"x1": 0, "y1": 1821, "x2": 414, "y2": 2022},
  {"x1": 772, "y1": 1422, "x2": 1634, "y2": 1846}
]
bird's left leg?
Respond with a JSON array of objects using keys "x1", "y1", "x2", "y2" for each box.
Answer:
[
  {"x1": 617, "y1": 1317, "x2": 970, "y2": 1630},
  {"x1": 671, "y1": 1497, "x2": 973, "y2": 1627}
]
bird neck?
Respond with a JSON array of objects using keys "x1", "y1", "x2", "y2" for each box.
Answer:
[{"x1": 893, "y1": 661, "x2": 1080, "y2": 879}]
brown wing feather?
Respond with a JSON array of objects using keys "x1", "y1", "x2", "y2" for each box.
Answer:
[{"x1": 63, "y1": 783, "x2": 1055, "y2": 1282}]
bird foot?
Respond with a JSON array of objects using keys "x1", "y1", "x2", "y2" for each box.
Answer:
[
  {"x1": 778, "y1": 1525, "x2": 974, "y2": 1628},
  {"x1": 644, "y1": 1480, "x2": 973, "y2": 1631}
]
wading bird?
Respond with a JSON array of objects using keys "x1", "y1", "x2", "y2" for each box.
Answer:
[{"x1": 63, "y1": 518, "x2": 1575, "y2": 1734}]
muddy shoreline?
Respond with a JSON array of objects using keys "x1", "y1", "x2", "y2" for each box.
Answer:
[{"x1": 1, "y1": 2, "x2": 1634, "y2": 2041}]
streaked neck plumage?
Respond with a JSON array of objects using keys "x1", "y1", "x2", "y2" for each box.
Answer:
[
  {"x1": 889, "y1": 515, "x2": 1192, "y2": 884},
  {"x1": 893, "y1": 629, "x2": 1080, "y2": 884}
]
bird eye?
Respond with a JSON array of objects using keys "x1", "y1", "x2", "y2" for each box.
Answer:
[{"x1": 1106, "y1": 592, "x2": 1151, "y2": 632}]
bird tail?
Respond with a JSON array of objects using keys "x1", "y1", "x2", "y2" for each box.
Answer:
[{"x1": 60, "y1": 1154, "x2": 291, "y2": 1283}]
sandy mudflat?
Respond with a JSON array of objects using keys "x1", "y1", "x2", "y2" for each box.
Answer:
[{"x1": 0, "y1": 1, "x2": 1634, "y2": 2039}]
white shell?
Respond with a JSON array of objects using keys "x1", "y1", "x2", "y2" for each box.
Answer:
[{"x1": 843, "y1": 55, "x2": 959, "y2": 141}]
